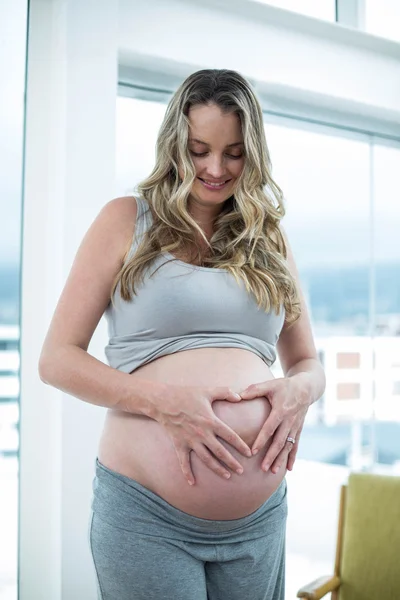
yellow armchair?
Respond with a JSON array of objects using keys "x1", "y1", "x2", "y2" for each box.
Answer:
[{"x1": 296, "y1": 472, "x2": 400, "y2": 600}]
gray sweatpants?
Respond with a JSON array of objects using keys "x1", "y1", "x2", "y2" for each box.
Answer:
[{"x1": 88, "y1": 458, "x2": 287, "y2": 600}]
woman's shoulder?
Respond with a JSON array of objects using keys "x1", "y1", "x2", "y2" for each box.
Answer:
[
  {"x1": 106, "y1": 194, "x2": 151, "y2": 218},
  {"x1": 100, "y1": 195, "x2": 152, "y2": 263},
  {"x1": 97, "y1": 196, "x2": 141, "y2": 260},
  {"x1": 102, "y1": 194, "x2": 151, "y2": 229},
  {"x1": 103, "y1": 195, "x2": 138, "y2": 219}
]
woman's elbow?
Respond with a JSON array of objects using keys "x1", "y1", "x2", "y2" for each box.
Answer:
[{"x1": 38, "y1": 349, "x2": 54, "y2": 384}]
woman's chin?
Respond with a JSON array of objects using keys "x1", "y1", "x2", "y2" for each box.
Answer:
[{"x1": 190, "y1": 184, "x2": 234, "y2": 206}]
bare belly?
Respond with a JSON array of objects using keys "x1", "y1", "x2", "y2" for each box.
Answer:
[{"x1": 97, "y1": 348, "x2": 287, "y2": 520}]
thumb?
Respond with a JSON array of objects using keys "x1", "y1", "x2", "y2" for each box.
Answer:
[
  {"x1": 239, "y1": 379, "x2": 276, "y2": 400},
  {"x1": 211, "y1": 387, "x2": 242, "y2": 403}
]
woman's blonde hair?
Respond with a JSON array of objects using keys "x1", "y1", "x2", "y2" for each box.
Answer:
[{"x1": 112, "y1": 69, "x2": 301, "y2": 323}]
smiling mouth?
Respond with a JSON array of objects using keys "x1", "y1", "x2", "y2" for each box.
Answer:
[{"x1": 198, "y1": 178, "x2": 231, "y2": 188}]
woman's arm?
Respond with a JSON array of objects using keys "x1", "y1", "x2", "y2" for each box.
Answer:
[
  {"x1": 38, "y1": 196, "x2": 164, "y2": 416},
  {"x1": 275, "y1": 229, "x2": 326, "y2": 470},
  {"x1": 276, "y1": 227, "x2": 326, "y2": 404},
  {"x1": 39, "y1": 342, "x2": 167, "y2": 417}
]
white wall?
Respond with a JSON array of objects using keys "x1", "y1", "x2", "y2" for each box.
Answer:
[
  {"x1": 20, "y1": 1, "x2": 118, "y2": 599},
  {"x1": 20, "y1": 0, "x2": 400, "y2": 599},
  {"x1": 118, "y1": 0, "x2": 400, "y2": 126}
]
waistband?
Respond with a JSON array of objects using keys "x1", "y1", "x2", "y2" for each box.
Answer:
[{"x1": 91, "y1": 458, "x2": 287, "y2": 543}]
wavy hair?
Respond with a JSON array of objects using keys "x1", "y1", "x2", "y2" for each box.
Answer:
[{"x1": 112, "y1": 69, "x2": 301, "y2": 323}]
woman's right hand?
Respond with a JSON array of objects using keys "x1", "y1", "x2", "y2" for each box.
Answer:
[{"x1": 154, "y1": 385, "x2": 253, "y2": 485}]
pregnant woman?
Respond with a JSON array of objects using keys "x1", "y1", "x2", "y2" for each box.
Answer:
[{"x1": 39, "y1": 69, "x2": 325, "y2": 600}]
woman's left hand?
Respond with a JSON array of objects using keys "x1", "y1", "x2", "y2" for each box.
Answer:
[{"x1": 239, "y1": 375, "x2": 311, "y2": 473}]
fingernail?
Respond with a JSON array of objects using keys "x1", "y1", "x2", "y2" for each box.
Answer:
[
  {"x1": 252, "y1": 448, "x2": 259, "y2": 455},
  {"x1": 223, "y1": 473, "x2": 231, "y2": 479},
  {"x1": 233, "y1": 393, "x2": 241, "y2": 400},
  {"x1": 272, "y1": 467, "x2": 279, "y2": 474},
  {"x1": 262, "y1": 464, "x2": 270, "y2": 472},
  {"x1": 188, "y1": 480, "x2": 194, "y2": 486},
  {"x1": 236, "y1": 467, "x2": 243, "y2": 475}
]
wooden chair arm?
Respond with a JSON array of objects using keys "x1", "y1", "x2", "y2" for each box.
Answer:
[{"x1": 297, "y1": 575, "x2": 341, "y2": 599}]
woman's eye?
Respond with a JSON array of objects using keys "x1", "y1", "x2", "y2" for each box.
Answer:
[{"x1": 190, "y1": 151, "x2": 243, "y2": 159}]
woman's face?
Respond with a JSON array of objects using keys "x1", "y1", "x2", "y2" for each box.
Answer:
[{"x1": 184, "y1": 103, "x2": 245, "y2": 210}]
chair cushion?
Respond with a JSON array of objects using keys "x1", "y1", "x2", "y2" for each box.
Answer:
[{"x1": 339, "y1": 472, "x2": 400, "y2": 600}]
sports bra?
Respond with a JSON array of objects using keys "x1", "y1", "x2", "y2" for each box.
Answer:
[{"x1": 104, "y1": 196, "x2": 285, "y2": 374}]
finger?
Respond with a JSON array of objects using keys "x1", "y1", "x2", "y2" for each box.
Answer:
[
  {"x1": 271, "y1": 442, "x2": 292, "y2": 475},
  {"x1": 251, "y1": 409, "x2": 282, "y2": 453},
  {"x1": 193, "y1": 444, "x2": 233, "y2": 480},
  {"x1": 260, "y1": 425, "x2": 291, "y2": 472},
  {"x1": 207, "y1": 438, "x2": 245, "y2": 475},
  {"x1": 212, "y1": 387, "x2": 242, "y2": 402},
  {"x1": 214, "y1": 420, "x2": 252, "y2": 458},
  {"x1": 176, "y1": 446, "x2": 195, "y2": 486},
  {"x1": 287, "y1": 442, "x2": 298, "y2": 471},
  {"x1": 271, "y1": 437, "x2": 295, "y2": 474},
  {"x1": 224, "y1": 389, "x2": 243, "y2": 403},
  {"x1": 239, "y1": 380, "x2": 276, "y2": 400},
  {"x1": 287, "y1": 427, "x2": 302, "y2": 471}
]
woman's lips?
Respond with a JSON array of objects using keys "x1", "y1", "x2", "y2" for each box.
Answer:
[{"x1": 198, "y1": 178, "x2": 231, "y2": 191}]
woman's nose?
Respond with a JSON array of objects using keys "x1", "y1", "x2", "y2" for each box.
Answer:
[{"x1": 205, "y1": 155, "x2": 225, "y2": 179}]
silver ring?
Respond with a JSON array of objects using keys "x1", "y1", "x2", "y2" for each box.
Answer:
[{"x1": 286, "y1": 436, "x2": 296, "y2": 445}]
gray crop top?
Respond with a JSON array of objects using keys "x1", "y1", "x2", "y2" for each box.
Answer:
[{"x1": 104, "y1": 196, "x2": 285, "y2": 374}]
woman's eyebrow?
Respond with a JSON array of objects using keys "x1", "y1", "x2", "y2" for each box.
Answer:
[{"x1": 189, "y1": 138, "x2": 244, "y2": 148}]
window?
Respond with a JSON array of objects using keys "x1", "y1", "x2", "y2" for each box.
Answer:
[
  {"x1": 373, "y1": 143, "x2": 400, "y2": 423},
  {"x1": 263, "y1": 119, "x2": 373, "y2": 593},
  {"x1": 116, "y1": 96, "x2": 168, "y2": 196},
  {"x1": 0, "y1": 2, "x2": 27, "y2": 599},
  {"x1": 365, "y1": 0, "x2": 400, "y2": 42},
  {"x1": 257, "y1": 0, "x2": 336, "y2": 21}
]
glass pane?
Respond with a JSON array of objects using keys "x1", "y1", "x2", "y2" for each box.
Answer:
[
  {"x1": 257, "y1": 0, "x2": 336, "y2": 21},
  {"x1": 365, "y1": 0, "x2": 400, "y2": 42},
  {"x1": 0, "y1": 2, "x2": 27, "y2": 599},
  {"x1": 264, "y1": 120, "x2": 372, "y2": 596},
  {"x1": 372, "y1": 143, "x2": 400, "y2": 469},
  {"x1": 115, "y1": 96, "x2": 169, "y2": 196}
]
